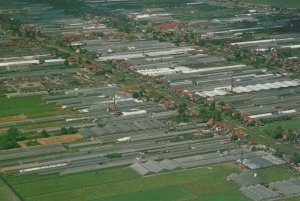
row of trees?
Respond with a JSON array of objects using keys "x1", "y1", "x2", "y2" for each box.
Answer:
[
  {"x1": 0, "y1": 126, "x2": 79, "y2": 150},
  {"x1": 61, "y1": 127, "x2": 78, "y2": 135},
  {"x1": 132, "y1": 88, "x2": 146, "y2": 99}
]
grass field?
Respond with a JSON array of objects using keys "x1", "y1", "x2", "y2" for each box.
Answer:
[
  {"x1": 244, "y1": 0, "x2": 300, "y2": 9},
  {"x1": 264, "y1": 118, "x2": 300, "y2": 131},
  {"x1": 0, "y1": 96, "x2": 57, "y2": 118},
  {"x1": 256, "y1": 166, "x2": 299, "y2": 183},
  {"x1": 0, "y1": 177, "x2": 20, "y2": 201},
  {"x1": 3, "y1": 165, "x2": 251, "y2": 201},
  {"x1": 0, "y1": 96, "x2": 74, "y2": 119},
  {"x1": 175, "y1": 4, "x2": 244, "y2": 21}
]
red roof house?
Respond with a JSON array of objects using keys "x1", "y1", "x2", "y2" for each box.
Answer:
[
  {"x1": 235, "y1": 130, "x2": 243, "y2": 139},
  {"x1": 213, "y1": 122, "x2": 225, "y2": 130},
  {"x1": 207, "y1": 118, "x2": 214, "y2": 125}
]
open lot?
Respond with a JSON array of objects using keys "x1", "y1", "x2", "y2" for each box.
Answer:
[
  {"x1": 0, "y1": 115, "x2": 27, "y2": 123},
  {"x1": 37, "y1": 134, "x2": 83, "y2": 145},
  {"x1": 3, "y1": 164, "x2": 250, "y2": 201}
]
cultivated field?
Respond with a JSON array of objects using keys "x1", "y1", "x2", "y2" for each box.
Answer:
[{"x1": 3, "y1": 165, "x2": 250, "y2": 201}]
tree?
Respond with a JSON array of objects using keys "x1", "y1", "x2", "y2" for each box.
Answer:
[
  {"x1": 292, "y1": 152, "x2": 300, "y2": 164},
  {"x1": 132, "y1": 92, "x2": 139, "y2": 98},
  {"x1": 275, "y1": 148, "x2": 283, "y2": 158},
  {"x1": 224, "y1": 109, "x2": 233, "y2": 116},
  {"x1": 7, "y1": 127, "x2": 19, "y2": 137},
  {"x1": 138, "y1": 88, "x2": 145, "y2": 97},
  {"x1": 67, "y1": 127, "x2": 77, "y2": 134},
  {"x1": 178, "y1": 103, "x2": 187, "y2": 114},
  {"x1": 61, "y1": 127, "x2": 68, "y2": 135},
  {"x1": 247, "y1": 121, "x2": 255, "y2": 127},
  {"x1": 218, "y1": 101, "x2": 225, "y2": 106},
  {"x1": 106, "y1": 153, "x2": 122, "y2": 158},
  {"x1": 0, "y1": 127, "x2": 20, "y2": 150},
  {"x1": 176, "y1": 114, "x2": 189, "y2": 123},
  {"x1": 231, "y1": 134, "x2": 238, "y2": 141},
  {"x1": 209, "y1": 102, "x2": 215, "y2": 111},
  {"x1": 272, "y1": 126, "x2": 284, "y2": 139},
  {"x1": 41, "y1": 130, "x2": 49, "y2": 137}
]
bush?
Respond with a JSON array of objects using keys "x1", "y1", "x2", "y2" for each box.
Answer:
[
  {"x1": 292, "y1": 152, "x2": 300, "y2": 164},
  {"x1": 0, "y1": 127, "x2": 20, "y2": 150},
  {"x1": 26, "y1": 140, "x2": 40, "y2": 146},
  {"x1": 231, "y1": 134, "x2": 238, "y2": 141},
  {"x1": 41, "y1": 130, "x2": 49, "y2": 137},
  {"x1": 106, "y1": 153, "x2": 122, "y2": 159},
  {"x1": 67, "y1": 127, "x2": 77, "y2": 134},
  {"x1": 132, "y1": 92, "x2": 139, "y2": 98},
  {"x1": 61, "y1": 127, "x2": 68, "y2": 135}
]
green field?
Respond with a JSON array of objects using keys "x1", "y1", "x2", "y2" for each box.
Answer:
[
  {"x1": 264, "y1": 118, "x2": 300, "y2": 131},
  {"x1": 3, "y1": 165, "x2": 251, "y2": 201},
  {"x1": 244, "y1": 0, "x2": 300, "y2": 9},
  {"x1": 175, "y1": 4, "x2": 244, "y2": 21},
  {"x1": 256, "y1": 166, "x2": 299, "y2": 183},
  {"x1": 0, "y1": 177, "x2": 20, "y2": 201},
  {"x1": 0, "y1": 96, "x2": 64, "y2": 118}
]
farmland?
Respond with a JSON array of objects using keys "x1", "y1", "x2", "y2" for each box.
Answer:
[{"x1": 3, "y1": 165, "x2": 250, "y2": 201}]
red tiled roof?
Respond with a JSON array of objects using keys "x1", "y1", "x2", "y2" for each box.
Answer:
[
  {"x1": 63, "y1": 33, "x2": 82, "y2": 40},
  {"x1": 192, "y1": 38, "x2": 200, "y2": 43},
  {"x1": 159, "y1": 20, "x2": 181, "y2": 30},
  {"x1": 232, "y1": 110, "x2": 239, "y2": 115},
  {"x1": 160, "y1": 98, "x2": 172, "y2": 105},
  {"x1": 241, "y1": 114, "x2": 255, "y2": 122},
  {"x1": 184, "y1": 91, "x2": 195, "y2": 97},
  {"x1": 84, "y1": 63, "x2": 96, "y2": 69},
  {"x1": 226, "y1": 125, "x2": 234, "y2": 132},
  {"x1": 68, "y1": 56, "x2": 79, "y2": 63},
  {"x1": 283, "y1": 131, "x2": 289, "y2": 137},
  {"x1": 223, "y1": 104, "x2": 229, "y2": 110},
  {"x1": 235, "y1": 130, "x2": 243, "y2": 139},
  {"x1": 249, "y1": 139, "x2": 257, "y2": 145},
  {"x1": 213, "y1": 122, "x2": 225, "y2": 129},
  {"x1": 207, "y1": 118, "x2": 214, "y2": 125}
]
